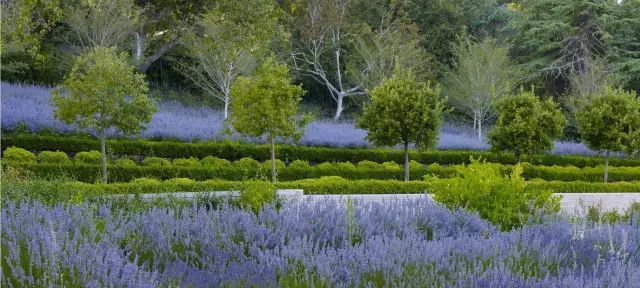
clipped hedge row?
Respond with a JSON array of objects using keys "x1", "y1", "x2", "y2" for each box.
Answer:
[
  {"x1": 5, "y1": 160, "x2": 640, "y2": 183},
  {"x1": 4, "y1": 133, "x2": 639, "y2": 167},
  {"x1": 5, "y1": 178, "x2": 639, "y2": 199}
]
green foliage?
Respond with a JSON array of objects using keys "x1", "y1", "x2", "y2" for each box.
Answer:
[
  {"x1": 357, "y1": 160, "x2": 382, "y2": 169},
  {"x1": 289, "y1": 160, "x2": 310, "y2": 169},
  {"x1": 229, "y1": 58, "x2": 308, "y2": 141},
  {"x1": 200, "y1": 156, "x2": 231, "y2": 168},
  {"x1": 114, "y1": 158, "x2": 137, "y2": 167},
  {"x1": 261, "y1": 160, "x2": 286, "y2": 172},
  {"x1": 141, "y1": 157, "x2": 171, "y2": 167},
  {"x1": 52, "y1": 47, "x2": 156, "y2": 136},
  {"x1": 74, "y1": 151, "x2": 101, "y2": 165},
  {"x1": 233, "y1": 157, "x2": 260, "y2": 172},
  {"x1": 358, "y1": 69, "x2": 444, "y2": 150},
  {"x1": 3, "y1": 147, "x2": 36, "y2": 163},
  {"x1": 381, "y1": 161, "x2": 402, "y2": 170},
  {"x1": 431, "y1": 159, "x2": 561, "y2": 230},
  {"x1": 238, "y1": 181, "x2": 276, "y2": 213},
  {"x1": 172, "y1": 157, "x2": 200, "y2": 167},
  {"x1": 358, "y1": 68, "x2": 444, "y2": 180},
  {"x1": 488, "y1": 89, "x2": 566, "y2": 160},
  {"x1": 576, "y1": 87, "x2": 640, "y2": 155},
  {"x1": 131, "y1": 178, "x2": 162, "y2": 185},
  {"x1": 4, "y1": 133, "x2": 640, "y2": 168},
  {"x1": 37, "y1": 151, "x2": 70, "y2": 164}
]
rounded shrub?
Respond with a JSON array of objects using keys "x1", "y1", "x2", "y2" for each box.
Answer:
[
  {"x1": 74, "y1": 151, "x2": 102, "y2": 165},
  {"x1": 261, "y1": 159, "x2": 286, "y2": 172},
  {"x1": 3, "y1": 147, "x2": 37, "y2": 163},
  {"x1": 335, "y1": 162, "x2": 356, "y2": 170},
  {"x1": 289, "y1": 159, "x2": 310, "y2": 169},
  {"x1": 382, "y1": 161, "x2": 402, "y2": 170},
  {"x1": 172, "y1": 157, "x2": 200, "y2": 167},
  {"x1": 141, "y1": 157, "x2": 171, "y2": 167},
  {"x1": 315, "y1": 162, "x2": 335, "y2": 170},
  {"x1": 201, "y1": 156, "x2": 231, "y2": 168},
  {"x1": 166, "y1": 178, "x2": 197, "y2": 189},
  {"x1": 37, "y1": 151, "x2": 70, "y2": 164},
  {"x1": 238, "y1": 180, "x2": 276, "y2": 213},
  {"x1": 233, "y1": 157, "x2": 260, "y2": 171},
  {"x1": 357, "y1": 160, "x2": 381, "y2": 169},
  {"x1": 409, "y1": 160, "x2": 424, "y2": 170},
  {"x1": 114, "y1": 158, "x2": 137, "y2": 166}
]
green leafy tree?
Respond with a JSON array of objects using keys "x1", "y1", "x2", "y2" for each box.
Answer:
[
  {"x1": 488, "y1": 89, "x2": 566, "y2": 162},
  {"x1": 357, "y1": 68, "x2": 444, "y2": 181},
  {"x1": 576, "y1": 86, "x2": 640, "y2": 182},
  {"x1": 444, "y1": 38, "x2": 522, "y2": 140},
  {"x1": 52, "y1": 47, "x2": 156, "y2": 183},
  {"x1": 228, "y1": 58, "x2": 309, "y2": 183}
]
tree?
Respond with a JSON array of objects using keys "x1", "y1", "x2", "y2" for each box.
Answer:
[
  {"x1": 290, "y1": 0, "x2": 366, "y2": 120},
  {"x1": 576, "y1": 87, "x2": 640, "y2": 182},
  {"x1": 1, "y1": 0, "x2": 64, "y2": 76},
  {"x1": 63, "y1": 0, "x2": 142, "y2": 52},
  {"x1": 488, "y1": 89, "x2": 566, "y2": 162},
  {"x1": 444, "y1": 38, "x2": 522, "y2": 140},
  {"x1": 228, "y1": 58, "x2": 309, "y2": 183},
  {"x1": 176, "y1": 0, "x2": 283, "y2": 119},
  {"x1": 508, "y1": 0, "x2": 640, "y2": 95},
  {"x1": 352, "y1": 0, "x2": 434, "y2": 91},
  {"x1": 357, "y1": 68, "x2": 444, "y2": 181},
  {"x1": 52, "y1": 47, "x2": 156, "y2": 183}
]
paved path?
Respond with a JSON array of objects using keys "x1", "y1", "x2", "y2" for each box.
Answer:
[{"x1": 111, "y1": 190, "x2": 640, "y2": 213}]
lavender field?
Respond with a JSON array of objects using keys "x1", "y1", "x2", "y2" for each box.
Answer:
[
  {"x1": 1, "y1": 82, "x2": 596, "y2": 155},
  {"x1": 2, "y1": 198, "x2": 639, "y2": 287}
]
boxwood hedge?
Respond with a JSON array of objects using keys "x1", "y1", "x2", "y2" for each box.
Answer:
[{"x1": 4, "y1": 133, "x2": 639, "y2": 167}]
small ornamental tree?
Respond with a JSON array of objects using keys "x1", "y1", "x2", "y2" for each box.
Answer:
[
  {"x1": 357, "y1": 68, "x2": 444, "y2": 181},
  {"x1": 488, "y1": 89, "x2": 565, "y2": 163},
  {"x1": 576, "y1": 87, "x2": 640, "y2": 182},
  {"x1": 53, "y1": 47, "x2": 156, "y2": 183},
  {"x1": 228, "y1": 58, "x2": 309, "y2": 183}
]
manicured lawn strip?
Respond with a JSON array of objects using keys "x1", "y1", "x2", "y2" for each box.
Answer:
[
  {"x1": 4, "y1": 133, "x2": 639, "y2": 167},
  {"x1": 5, "y1": 161, "x2": 640, "y2": 183}
]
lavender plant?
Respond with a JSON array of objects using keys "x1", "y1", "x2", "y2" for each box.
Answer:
[
  {"x1": 2, "y1": 198, "x2": 639, "y2": 287},
  {"x1": 1, "y1": 82, "x2": 598, "y2": 154}
]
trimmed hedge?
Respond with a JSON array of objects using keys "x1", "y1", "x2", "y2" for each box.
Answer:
[
  {"x1": 4, "y1": 160, "x2": 640, "y2": 183},
  {"x1": 4, "y1": 133, "x2": 639, "y2": 167},
  {"x1": 5, "y1": 178, "x2": 639, "y2": 199},
  {"x1": 2, "y1": 147, "x2": 36, "y2": 163}
]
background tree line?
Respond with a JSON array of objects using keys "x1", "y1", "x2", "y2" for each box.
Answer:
[{"x1": 2, "y1": 0, "x2": 640, "y2": 128}]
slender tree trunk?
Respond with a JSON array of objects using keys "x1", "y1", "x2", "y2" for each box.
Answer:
[
  {"x1": 473, "y1": 112, "x2": 477, "y2": 132},
  {"x1": 478, "y1": 119, "x2": 482, "y2": 141},
  {"x1": 223, "y1": 99, "x2": 230, "y2": 119},
  {"x1": 604, "y1": 150, "x2": 609, "y2": 183},
  {"x1": 134, "y1": 32, "x2": 143, "y2": 62},
  {"x1": 270, "y1": 136, "x2": 276, "y2": 183},
  {"x1": 333, "y1": 93, "x2": 344, "y2": 121},
  {"x1": 516, "y1": 147, "x2": 522, "y2": 163},
  {"x1": 100, "y1": 130, "x2": 108, "y2": 184},
  {"x1": 403, "y1": 142, "x2": 410, "y2": 182}
]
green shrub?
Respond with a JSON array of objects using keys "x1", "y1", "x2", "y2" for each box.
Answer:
[
  {"x1": 289, "y1": 159, "x2": 310, "y2": 169},
  {"x1": 114, "y1": 158, "x2": 137, "y2": 166},
  {"x1": 141, "y1": 157, "x2": 171, "y2": 167},
  {"x1": 233, "y1": 157, "x2": 260, "y2": 171},
  {"x1": 131, "y1": 177, "x2": 162, "y2": 185},
  {"x1": 409, "y1": 160, "x2": 424, "y2": 170},
  {"x1": 37, "y1": 151, "x2": 70, "y2": 164},
  {"x1": 166, "y1": 177, "x2": 197, "y2": 187},
  {"x1": 74, "y1": 151, "x2": 101, "y2": 165},
  {"x1": 238, "y1": 180, "x2": 276, "y2": 213},
  {"x1": 357, "y1": 160, "x2": 381, "y2": 169},
  {"x1": 3, "y1": 147, "x2": 36, "y2": 163},
  {"x1": 201, "y1": 156, "x2": 231, "y2": 167},
  {"x1": 4, "y1": 133, "x2": 640, "y2": 167},
  {"x1": 261, "y1": 159, "x2": 286, "y2": 172},
  {"x1": 172, "y1": 157, "x2": 200, "y2": 167},
  {"x1": 430, "y1": 160, "x2": 561, "y2": 230},
  {"x1": 315, "y1": 162, "x2": 335, "y2": 170},
  {"x1": 382, "y1": 161, "x2": 402, "y2": 170},
  {"x1": 335, "y1": 162, "x2": 356, "y2": 170}
]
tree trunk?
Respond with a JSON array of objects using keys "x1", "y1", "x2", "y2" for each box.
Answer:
[
  {"x1": 270, "y1": 136, "x2": 277, "y2": 183},
  {"x1": 134, "y1": 32, "x2": 143, "y2": 62},
  {"x1": 100, "y1": 130, "x2": 108, "y2": 184},
  {"x1": 223, "y1": 99, "x2": 230, "y2": 119},
  {"x1": 604, "y1": 150, "x2": 609, "y2": 183},
  {"x1": 137, "y1": 39, "x2": 179, "y2": 72},
  {"x1": 403, "y1": 142, "x2": 410, "y2": 182},
  {"x1": 473, "y1": 112, "x2": 477, "y2": 131},
  {"x1": 333, "y1": 93, "x2": 344, "y2": 121},
  {"x1": 516, "y1": 147, "x2": 522, "y2": 163},
  {"x1": 478, "y1": 119, "x2": 482, "y2": 141}
]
